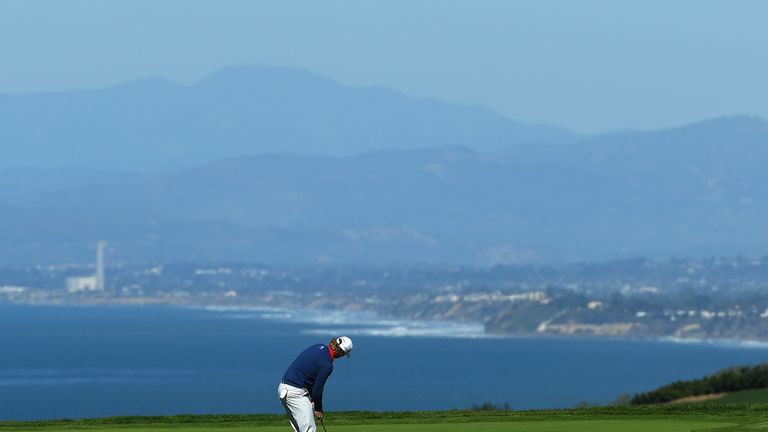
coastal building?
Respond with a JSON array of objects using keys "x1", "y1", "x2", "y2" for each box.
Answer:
[
  {"x1": 67, "y1": 276, "x2": 99, "y2": 293},
  {"x1": 66, "y1": 241, "x2": 107, "y2": 293}
]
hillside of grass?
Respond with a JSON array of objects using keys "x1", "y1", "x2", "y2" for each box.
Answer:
[
  {"x1": 2, "y1": 405, "x2": 767, "y2": 432},
  {"x1": 632, "y1": 363, "x2": 768, "y2": 404},
  {"x1": 705, "y1": 388, "x2": 768, "y2": 404}
]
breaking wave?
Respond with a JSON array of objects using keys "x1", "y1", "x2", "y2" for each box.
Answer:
[
  {"x1": 201, "y1": 305, "x2": 492, "y2": 339},
  {"x1": 659, "y1": 336, "x2": 768, "y2": 350},
  {"x1": 201, "y1": 306, "x2": 768, "y2": 346}
]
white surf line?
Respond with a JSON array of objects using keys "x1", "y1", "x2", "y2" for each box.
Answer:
[{"x1": 200, "y1": 304, "x2": 494, "y2": 339}]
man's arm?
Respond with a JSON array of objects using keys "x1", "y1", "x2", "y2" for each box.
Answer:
[{"x1": 310, "y1": 364, "x2": 333, "y2": 413}]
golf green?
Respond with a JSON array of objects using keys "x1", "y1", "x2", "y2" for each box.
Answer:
[
  {"x1": 315, "y1": 420, "x2": 735, "y2": 432},
  {"x1": 2, "y1": 406, "x2": 758, "y2": 431},
  {"x1": 7, "y1": 419, "x2": 736, "y2": 432}
]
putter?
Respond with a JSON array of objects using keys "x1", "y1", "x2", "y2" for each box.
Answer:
[{"x1": 320, "y1": 417, "x2": 328, "y2": 432}]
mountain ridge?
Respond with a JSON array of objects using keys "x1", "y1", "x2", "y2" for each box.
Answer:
[
  {"x1": 0, "y1": 65, "x2": 579, "y2": 170},
  {"x1": 2, "y1": 113, "x2": 768, "y2": 266}
]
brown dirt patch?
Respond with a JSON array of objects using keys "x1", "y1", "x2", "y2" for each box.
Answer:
[{"x1": 668, "y1": 393, "x2": 727, "y2": 404}]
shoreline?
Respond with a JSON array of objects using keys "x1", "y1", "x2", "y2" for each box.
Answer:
[{"x1": 4, "y1": 300, "x2": 768, "y2": 349}]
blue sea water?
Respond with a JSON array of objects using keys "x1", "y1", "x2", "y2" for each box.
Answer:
[{"x1": 1, "y1": 303, "x2": 767, "y2": 420}]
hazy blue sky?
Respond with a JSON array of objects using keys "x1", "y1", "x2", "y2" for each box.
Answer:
[{"x1": 1, "y1": 0, "x2": 766, "y2": 133}]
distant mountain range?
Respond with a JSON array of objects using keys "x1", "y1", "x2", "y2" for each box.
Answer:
[
  {"x1": 0, "y1": 65, "x2": 577, "y2": 170},
  {"x1": 1, "y1": 115, "x2": 767, "y2": 266}
]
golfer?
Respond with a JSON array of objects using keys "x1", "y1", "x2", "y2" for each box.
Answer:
[{"x1": 278, "y1": 336, "x2": 353, "y2": 432}]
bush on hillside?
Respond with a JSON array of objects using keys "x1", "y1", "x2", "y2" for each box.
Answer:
[
  {"x1": 632, "y1": 363, "x2": 768, "y2": 404},
  {"x1": 470, "y1": 402, "x2": 511, "y2": 411}
]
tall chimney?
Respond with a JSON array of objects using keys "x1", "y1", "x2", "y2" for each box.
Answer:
[{"x1": 96, "y1": 241, "x2": 106, "y2": 290}]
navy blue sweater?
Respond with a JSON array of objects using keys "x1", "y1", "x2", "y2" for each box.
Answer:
[{"x1": 281, "y1": 344, "x2": 334, "y2": 412}]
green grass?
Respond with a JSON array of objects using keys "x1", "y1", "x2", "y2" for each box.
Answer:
[
  {"x1": 1, "y1": 405, "x2": 764, "y2": 432},
  {"x1": 2, "y1": 422, "x2": 735, "y2": 432},
  {"x1": 709, "y1": 388, "x2": 768, "y2": 404}
]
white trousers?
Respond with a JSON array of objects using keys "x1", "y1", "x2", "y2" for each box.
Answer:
[{"x1": 278, "y1": 382, "x2": 316, "y2": 432}]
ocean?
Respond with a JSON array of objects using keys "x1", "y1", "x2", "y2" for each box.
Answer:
[{"x1": 1, "y1": 303, "x2": 767, "y2": 420}]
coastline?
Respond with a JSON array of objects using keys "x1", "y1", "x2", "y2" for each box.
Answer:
[{"x1": 5, "y1": 300, "x2": 768, "y2": 349}]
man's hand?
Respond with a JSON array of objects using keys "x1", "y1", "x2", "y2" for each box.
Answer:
[{"x1": 314, "y1": 410, "x2": 324, "y2": 419}]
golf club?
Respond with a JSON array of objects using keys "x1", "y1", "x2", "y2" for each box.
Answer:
[{"x1": 320, "y1": 417, "x2": 328, "y2": 432}]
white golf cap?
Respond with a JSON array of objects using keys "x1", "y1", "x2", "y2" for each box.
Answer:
[{"x1": 336, "y1": 336, "x2": 353, "y2": 356}]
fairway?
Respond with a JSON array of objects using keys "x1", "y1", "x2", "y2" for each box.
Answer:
[
  {"x1": 310, "y1": 420, "x2": 735, "y2": 432},
  {"x1": 1, "y1": 406, "x2": 759, "y2": 432},
  {"x1": 4, "y1": 419, "x2": 737, "y2": 432}
]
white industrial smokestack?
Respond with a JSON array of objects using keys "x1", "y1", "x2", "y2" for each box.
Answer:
[{"x1": 96, "y1": 241, "x2": 106, "y2": 291}]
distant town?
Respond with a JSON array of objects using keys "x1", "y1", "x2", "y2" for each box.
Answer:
[{"x1": 3, "y1": 247, "x2": 768, "y2": 342}]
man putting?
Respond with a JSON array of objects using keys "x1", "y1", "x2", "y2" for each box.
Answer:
[{"x1": 278, "y1": 336, "x2": 353, "y2": 432}]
